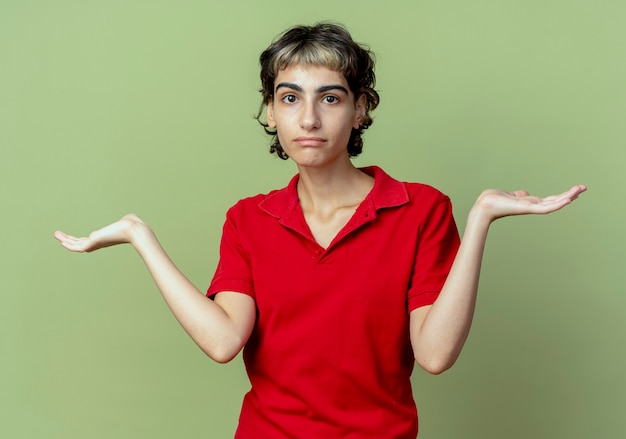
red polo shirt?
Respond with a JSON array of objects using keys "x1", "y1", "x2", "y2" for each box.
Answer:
[{"x1": 207, "y1": 166, "x2": 460, "y2": 439}]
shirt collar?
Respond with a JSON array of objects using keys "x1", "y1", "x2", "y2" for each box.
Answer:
[{"x1": 259, "y1": 166, "x2": 409, "y2": 219}]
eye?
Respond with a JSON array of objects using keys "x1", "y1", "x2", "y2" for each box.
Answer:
[
  {"x1": 322, "y1": 95, "x2": 339, "y2": 104},
  {"x1": 281, "y1": 94, "x2": 298, "y2": 104}
]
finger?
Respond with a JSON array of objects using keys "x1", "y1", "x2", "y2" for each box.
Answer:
[
  {"x1": 54, "y1": 230, "x2": 80, "y2": 242},
  {"x1": 541, "y1": 185, "x2": 587, "y2": 203},
  {"x1": 569, "y1": 184, "x2": 587, "y2": 200},
  {"x1": 54, "y1": 231, "x2": 91, "y2": 252},
  {"x1": 64, "y1": 238, "x2": 91, "y2": 252},
  {"x1": 530, "y1": 192, "x2": 583, "y2": 214},
  {"x1": 54, "y1": 231, "x2": 85, "y2": 245}
]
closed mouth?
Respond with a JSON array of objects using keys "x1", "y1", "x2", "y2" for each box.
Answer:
[{"x1": 294, "y1": 137, "x2": 326, "y2": 145}]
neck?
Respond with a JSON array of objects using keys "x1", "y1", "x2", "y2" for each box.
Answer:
[{"x1": 296, "y1": 160, "x2": 374, "y2": 212}]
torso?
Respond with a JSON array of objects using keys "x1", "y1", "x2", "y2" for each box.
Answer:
[
  {"x1": 297, "y1": 166, "x2": 375, "y2": 249},
  {"x1": 302, "y1": 203, "x2": 360, "y2": 248},
  {"x1": 207, "y1": 166, "x2": 461, "y2": 439}
]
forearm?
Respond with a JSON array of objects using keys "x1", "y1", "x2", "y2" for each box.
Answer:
[
  {"x1": 411, "y1": 206, "x2": 491, "y2": 374},
  {"x1": 129, "y1": 222, "x2": 252, "y2": 363},
  {"x1": 411, "y1": 184, "x2": 586, "y2": 374}
]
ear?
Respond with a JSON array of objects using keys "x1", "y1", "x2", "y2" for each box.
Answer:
[
  {"x1": 266, "y1": 100, "x2": 277, "y2": 128},
  {"x1": 353, "y1": 94, "x2": 366, "y2": 129}
]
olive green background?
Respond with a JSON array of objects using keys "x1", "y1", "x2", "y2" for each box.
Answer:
[{"x1": 2, "y1": 0, "x2": 623, "y2": 437}]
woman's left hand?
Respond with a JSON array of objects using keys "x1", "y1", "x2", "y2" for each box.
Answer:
[{"x1": 472, "y1": 184, "x2": 587, "y2": 223}]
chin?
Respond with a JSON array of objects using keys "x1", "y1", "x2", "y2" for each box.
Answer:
[
  {"x1": 288, "y1": 151, "x2": 324, "y2": 167},
  {"x1": 291, "y1": 158, "x2": 326, "y2": 169},
  {"x1": 288, "y1": 149, "x2": 349, "y2": 170}
]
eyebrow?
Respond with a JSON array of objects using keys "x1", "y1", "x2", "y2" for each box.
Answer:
[{"x1": 275, "y1": 82, "x2": 349, "y2": 95}]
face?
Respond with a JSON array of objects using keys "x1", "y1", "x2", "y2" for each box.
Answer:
[{"x1": 266, "y1": 64, "x2": 365, "y2": 169}]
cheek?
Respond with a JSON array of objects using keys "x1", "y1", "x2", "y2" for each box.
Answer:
[
  {"x1": 343, "y1": 112, "x2": 360, "y2": 132},
  {"x1": 275, "y1": 129, "x2": 287, "y2": 145},
  {"x1": 270, "y1": 107, "x2": 298, "y2": 130}
]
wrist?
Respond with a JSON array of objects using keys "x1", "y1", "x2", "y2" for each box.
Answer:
[
  {"x1": 467, "y1": 202, "x2": 494, "y2": 231},
  {"x1": 123, "y1": 215, "x2": 155, "y2": 250}
]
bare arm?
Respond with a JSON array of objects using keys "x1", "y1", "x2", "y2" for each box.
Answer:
[
  {"x1": 410, "y1": 185, "x2": 587, "y2": 374},
  {"x1": 54, "y1": 214, "x2": 256, "y2": 363}
]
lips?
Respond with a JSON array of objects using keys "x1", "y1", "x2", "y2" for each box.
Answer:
[{"x1": 294, "y1": 136, "x2": 326, "y2": 146}]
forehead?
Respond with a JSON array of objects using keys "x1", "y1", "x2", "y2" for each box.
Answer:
[{"x1": 274, "y1": 64, "x2": 350, "y2": 91}]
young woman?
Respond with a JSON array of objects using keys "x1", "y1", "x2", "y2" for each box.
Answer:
[{"x1": 54, "y1": 23, "x2": 586, "y2": 439}]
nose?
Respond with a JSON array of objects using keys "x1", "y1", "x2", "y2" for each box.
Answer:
[{"x1": 299, "y1": 100, "x2": 320, "y2": 131}]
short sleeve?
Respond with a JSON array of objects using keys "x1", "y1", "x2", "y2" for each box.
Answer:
[
  {"x1": 206, "y1": 203, "x2": 256, "y2": 299},
  {"x1": 407, "y1": 196, "x2": 460, "y2": 311}
]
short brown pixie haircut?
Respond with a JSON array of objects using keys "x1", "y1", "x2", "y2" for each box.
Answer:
[{"x1": 256, "y1": 23, "x2": 380, "y2": 159}]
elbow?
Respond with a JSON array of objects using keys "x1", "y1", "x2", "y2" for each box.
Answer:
[
  {"x1": 205, "y1": 346, "x2": 239, "y2": 364},
  {"x1": 210, "y1": 350, "x2": 238, "y2": 364},
  {"x1": 416, "y1": 353, "x2": 458, "y2": 375},
  {"x1": 420, "y1": 361, "x2": 453, "y2": 376},
  {"x1": 201, "y1": 336, "x2": 245, "y2": 364}
]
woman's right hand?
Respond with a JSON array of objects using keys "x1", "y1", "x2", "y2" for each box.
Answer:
[
  {"x1": 54, "y1": 213, "x2": 255, "y2": 363},
  {"x1": 54, "y1": 214, "x2": 149, "y2": 253}
]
